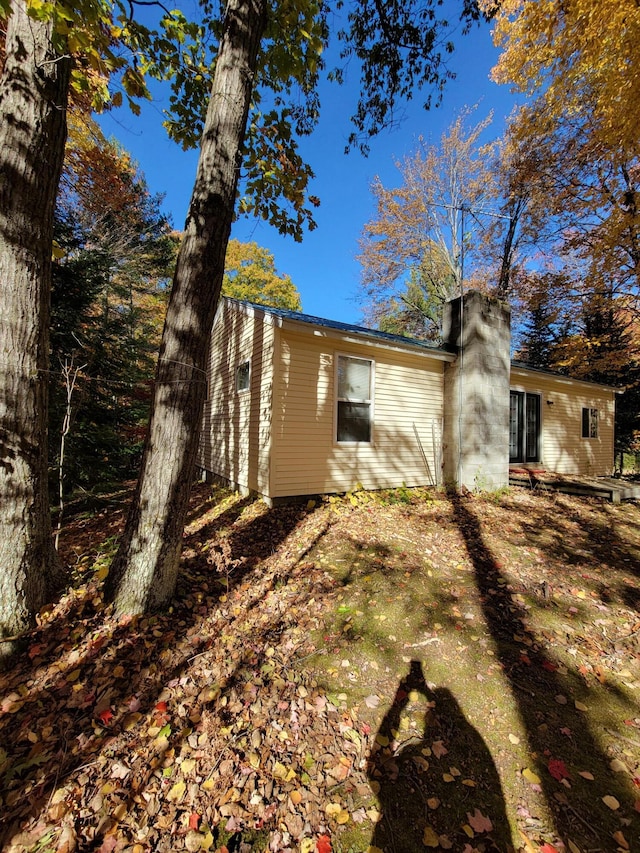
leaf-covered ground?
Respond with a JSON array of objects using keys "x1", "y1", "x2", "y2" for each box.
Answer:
[{"x1": 1, "y1": 484, "x2": 639, "y2": 853}]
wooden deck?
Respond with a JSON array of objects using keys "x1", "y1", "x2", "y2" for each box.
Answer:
[{"x1": 509, "y1": 470, "x2": 640, "y2": 503}]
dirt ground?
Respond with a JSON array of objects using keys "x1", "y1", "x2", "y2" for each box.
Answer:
[{"x1": 1, "y1": 483, "x2": 639, "y2": 853}]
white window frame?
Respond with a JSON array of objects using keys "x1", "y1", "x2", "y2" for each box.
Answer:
[
  {"x1": 235, "y1": 359, "x2": 251, "y2": 393},
  {"x1": 334, "y1": 353, "x2": 375, "y2": 445},
  {"x1": 582, "y1": 406, "x2": 598, "y2": 439}
]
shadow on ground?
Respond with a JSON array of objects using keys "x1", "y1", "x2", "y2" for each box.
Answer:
[
  {"x1": 447, "y1": 489, "x2": 639, "y2": 850},
  {"x1": 369, "y1": 660, "x2": 514, "y2": 852}
]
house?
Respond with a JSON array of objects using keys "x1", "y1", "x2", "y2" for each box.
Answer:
[{"x1": 197, "y1": 291, "x2": 616, "y2": 503}]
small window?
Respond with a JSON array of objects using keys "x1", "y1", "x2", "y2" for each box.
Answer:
[
  {"x1": 236, "y1": 360, "x2": 250, "y2": 392},
  {"x1": 582, "y1": 407, "x2": 598, "y2": 438},
  {"x1": 336, "y1": 355, "x2": 373, "y2": 443}
]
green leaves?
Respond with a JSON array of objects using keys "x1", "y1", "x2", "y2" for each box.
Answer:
[{"x1": 335, "y1": 0, "x2": 488, "y2": 153}]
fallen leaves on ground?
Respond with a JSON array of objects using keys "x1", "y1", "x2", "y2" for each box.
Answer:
[{"x1": 1, "y1": 484, "x2": 639, "y2": 852}]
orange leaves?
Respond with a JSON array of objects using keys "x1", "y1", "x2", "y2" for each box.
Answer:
[
  {"x1": 316, "y1": 834, "x2": 331, "y2": 853},
  {"x1": 97, "y1": 708, "x2": 114, "y2": 725}
]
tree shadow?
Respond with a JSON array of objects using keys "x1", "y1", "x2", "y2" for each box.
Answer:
[
  {"x1": 495, "y1": 490, "x2": 640, "y2": 612},
  {"x1": 446, "y1": 488, "x2": 640, "y2": 849},
  {"x1": 368, "y1": 660, "x2": 514, "y2": 852},
  {"x1": 0, "y1": 487, "x2": 330, "y2": 849}
]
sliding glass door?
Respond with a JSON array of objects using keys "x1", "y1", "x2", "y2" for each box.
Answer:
[{"x1": 509, "y1": 391, "x2": 540, "y2": 463}]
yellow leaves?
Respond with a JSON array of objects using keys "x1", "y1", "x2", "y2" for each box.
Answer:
[
  {"x1": 423, "y1": 825, "x2": 440, "y2": 847},
  {"x1": 112, "y1": 802, "x2": 128, "y2": 821},
  {"x1": 167, "y1": 780, "x2": 186, "y2": 803},
  {"x1": 602, "y1": 794, "x2": 620, "y2": 810},
  {"x1": 487, "y1": 0, "x2": 640, "y2": 158},
  {"x1": 272, "y1": 761, "x2": 295, "y2": 782},
  {"x1": 94, "y1": 564, "x2": 109, "y2": 581},
  {"x1": 200, "y1": 832, "x2": 214, "y2": 852},
  {"x1": 522, "y1": 768, "x2": 541, "y2": 785},
  {"x1": 52, "y1": 240, "x2": 66, "y2": 260},
  {"x1": 325, "y1": 801, "x2": 349, "y2": 823},
  {"x1": 609, "y1": 758, "x2": 627, "y2": 773},
  {"x1": 222, "y1": 240, "x2": 302, "y2": 311}
]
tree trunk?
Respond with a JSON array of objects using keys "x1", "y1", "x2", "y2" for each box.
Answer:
[
  {"x1": 108, "y1": 0, "x2": 268, "y2": 615},
  {"x1": 0, "y1": 2, "x2": 70, "y2": 657}
]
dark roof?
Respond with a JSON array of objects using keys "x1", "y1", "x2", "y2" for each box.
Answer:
[
  {"x1": 511, "y1": 359, "x2": 619, "y2": 390},
  {"x1": 225, "y1": 299, "x2": 618, "y2": 390},
  {"x1": 227, "y1": 298, "x2": 448, "y2": 354}
]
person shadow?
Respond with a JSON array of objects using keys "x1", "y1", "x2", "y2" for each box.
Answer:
[{"x1": 368, "y1": 660, "x2": 514, "y2": 852}]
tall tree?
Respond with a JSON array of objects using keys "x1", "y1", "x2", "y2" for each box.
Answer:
[
  {"x1": 358, "y1": 111, "x2": 502, "y2": 340},
  {"x1": 222, "y1": 239, "x2": 302, "y2": 310},
  {"x1": 0, "y1": 0, "x2": 218, "y2": 654},
  {"x1": 486, "y1": 0, "x2": 640, "y2": 312},
  {"x1": 107, "y1": 0, "x2": 271, "y2": 613},
  {"x1": 513, "y1": 271, "x2": 570, "y2": 369},
  {"x1": 485, "y1": 0, "x2": 640, "y2": 463},
  {"x1": 109, "y1": 1, "x2": 494, "y2": 615},
  {"x1": 0, "y1": 2, "x2": 71, "y2": 654}
]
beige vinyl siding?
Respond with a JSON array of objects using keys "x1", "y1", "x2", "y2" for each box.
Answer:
[
  {"x1": 510, "y1": 368, "x2": 615, "y2": 476},
  {"x1": 197, "y1": 301, "x2": 274, "y2": 493},
  {"x1": 270, "y1": 328, "x2": 444, "y2": 497}
]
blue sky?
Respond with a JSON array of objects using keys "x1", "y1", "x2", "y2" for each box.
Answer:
[{"x1": 99, "y1": 12, "x2": 520, "y2": 325}]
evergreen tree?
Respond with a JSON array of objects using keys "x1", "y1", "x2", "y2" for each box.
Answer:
[
  {"x1": 50, "y1": 122, "x2": 177, "y2": 496},
  {"x1": 514, "y1": 273, "x2": 567, "y2": 369}
]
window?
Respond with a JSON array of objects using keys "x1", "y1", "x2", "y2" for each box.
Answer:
[
  {"x1": 336, "y1": 355, "x2": 373, "y2": 443},
  {"x1": 236, "y1": 360, "x2": 250, "y2": 392},
  {"x1": 582, "y1": 407, "x2": 598, "y2": 438}
]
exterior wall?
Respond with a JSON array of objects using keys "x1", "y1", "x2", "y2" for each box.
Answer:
[
  {"x1": 197, "y1": 300, "x2": 274, "y2": 494},
  {"x1": 269, "y1": 327, "x2": 445, "y2": 497},
  {"x1": 443, "y1": 292, "x2": 511, "y2": 490},
  {"x1": 510, "y1": 368, "x2": 615, "y2": 476}
]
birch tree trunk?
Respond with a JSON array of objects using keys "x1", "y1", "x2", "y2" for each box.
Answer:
[
  {"x1": 108, "y1": 0, "x2": 268, "y2": 615},
  {"x1": 0, "y1": 1, "x2": 70, "y2": 657}
]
